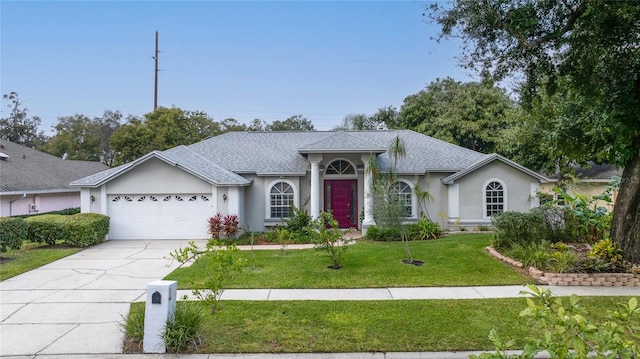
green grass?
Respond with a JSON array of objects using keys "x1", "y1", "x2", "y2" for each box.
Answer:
[
  {"x1": 165, "y1": 234, "x2": 531, "y2": 289},
  {"x1": 0, "y1": 242, "x2": 81, "y2": 281},
  {"x1": 128, "y1": 296, "x2": 633, "y2": 353}
]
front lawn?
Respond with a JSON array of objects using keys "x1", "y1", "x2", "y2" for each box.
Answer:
[
  {"x1": 165, "y1": 233, "x2": 531, "y2": 289},
  {"x1": 0, "y1": 242, "x2": 82, "y2": 280},
  {"x1": 127, "y1": 296, "x2": 632, "y2": 353}
]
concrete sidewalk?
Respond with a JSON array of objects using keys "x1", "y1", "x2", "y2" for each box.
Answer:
[
  {"x1": 175, "y1": 285, "x2": 639, "y2": 302},
  {"x1": 1, "y1": 239, "x2": 638, "y2": 358}
]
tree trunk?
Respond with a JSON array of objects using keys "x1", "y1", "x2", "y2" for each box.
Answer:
[{"x1": 610, "y1": 142, "x2": 640, "y2": 264}]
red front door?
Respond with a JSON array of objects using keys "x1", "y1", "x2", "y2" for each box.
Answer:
[{"x1": 324, "y1": 179, "x2": 358, "y2": 228}]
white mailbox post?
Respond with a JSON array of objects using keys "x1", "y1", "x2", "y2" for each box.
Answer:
[{"x1": 143, "y1": 280, "x2": 177, "y2": 353}]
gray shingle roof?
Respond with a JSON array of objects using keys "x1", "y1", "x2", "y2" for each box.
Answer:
[
  {"x1": 188, "y1": 130, "x2": 486, "y2": 175},
  {"x1": 298, "y1": 132, "x2": 387, "y2": 154},
  {"x1": 73, "y1": 130, "x2": 535, "y2": 187},
  {"x1": 0, "y1": 140, "x2": 109, "y2": 193}
]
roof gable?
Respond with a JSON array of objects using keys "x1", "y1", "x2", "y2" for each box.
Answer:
[
  {"x1": 442, "y1": 153, "x2": 549, "y2": 184},
  {"x1": 70, "y1": 148, "x2": 251, "y2": 187}
]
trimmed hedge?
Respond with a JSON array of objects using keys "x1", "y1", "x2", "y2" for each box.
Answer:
[
  {"x1": 25, "y1": 213, "x2": 109, "y2": 247},
  {"x1": 13, "y1": 207, "x2": 80, "y2": 219},
  {"x1": 0, "y1": 217, "x2": 27, "y2": 252}
]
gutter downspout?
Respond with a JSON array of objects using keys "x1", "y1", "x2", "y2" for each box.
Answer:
[{"x1": 9, "y1": 193, "x2": 26, "y2": 216}]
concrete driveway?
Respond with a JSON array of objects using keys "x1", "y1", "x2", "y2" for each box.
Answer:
[{"x1": 0, "y1": 240, "x2": 199, "y2": 357}]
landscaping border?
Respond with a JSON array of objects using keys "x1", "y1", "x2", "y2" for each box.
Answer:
[{"x1": 485, "y1": 246, "x2": 640, "y2": 287}]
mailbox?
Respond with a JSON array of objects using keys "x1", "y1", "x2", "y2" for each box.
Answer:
[
  {"x1": 152, "y1": 291, "x2": 161, "y2": 304},
  {"x1": 144, "y1": 280, "x2": 177, "y2": 353}
]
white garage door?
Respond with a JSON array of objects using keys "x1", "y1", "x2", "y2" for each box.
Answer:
[{"x1": 108, "y1": 194, "x2": 213, "y2": 240}]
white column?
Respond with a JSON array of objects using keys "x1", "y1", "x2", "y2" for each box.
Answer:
[
  {"x1": 448, "y1": 183, "x2": 460, "y2": 221},
  {"x1": 310, "y1": 161, "x2": 320, "y2": 218},
  {"x1": 361, "y1": 154, "x2": 375, "y2": 230},
  {"x1": 80, "y1": 188, "x2": 91, "y2": 213},
  {"x1": 228, "y1": 187, "x2": 240, "y2": 216},
  {"x1": 100, "y1": 185, "x2": 108, "y2": 215}
]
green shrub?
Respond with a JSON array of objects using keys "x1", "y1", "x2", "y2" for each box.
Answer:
[
  {"x1": 311, "y1": 211, "x2": 353, "y2": 269},
  {"x1": 586, "y1": 238, "x2": 630, "y2": 273},
  {"x1": 0, "y1": 217, "x2": 27, "y2": 252},
  {"x1": 505, "y1": 242, "x2": 550, "y2": 269},
  {"x1": 162, "y1": 302, "x2": 204, "y2": 353},
  {"x1": 65, "y1": 213, "x2": 109, "y2": 246},
  {"x1": 473, "y1": 285, "x2": 639, "y2": 359},
  {"x1": 406, "y1": 219, "x2": 442, "y2": 240},
  {"x1": 25, "y1": 213, "x2": 109, "y2": 247},
  {"x1": 367, "y1": 221, "x2": 442, "y2": 241},
  {"x1": 25, "y1": 214, "x2": 64, "y2": 245},
  {"x1": 492, "y1": 211, "x2": 549, "y2": 250},
  {"x1": 365, "y1": 225, "x2": 402, "y2": 241},
  {"x1": 546, "y1": 250, "x2": 580, "y2": 273}
]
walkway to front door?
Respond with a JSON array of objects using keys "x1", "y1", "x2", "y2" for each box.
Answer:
[{"x1": 324, "y1": 179, "x2": 358, "y2": 228}]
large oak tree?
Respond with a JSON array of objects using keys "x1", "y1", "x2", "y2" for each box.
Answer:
[
  {"x1": 395, "y1": 77, "x2": 514, "y2": 154},
  {"x1": 428, "y1": 0, "x2": 640, "y2": 262}
]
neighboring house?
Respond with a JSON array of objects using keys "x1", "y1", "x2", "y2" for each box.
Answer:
[
  {"x1": 540, "y1": 163, "x2": 622, "y2": 210},
  {"x1": 0, "y1": 140, "x2": 109, "y2": 216},
  {"x1": 71, "y1": 130, "x2": 549, "y2": 240}
]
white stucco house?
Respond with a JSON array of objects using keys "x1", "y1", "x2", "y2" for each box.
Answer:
[{"x1": 71, "y1": 130, "x2": 549, "y2": 240}]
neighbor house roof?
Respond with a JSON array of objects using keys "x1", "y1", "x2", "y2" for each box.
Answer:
[
  {"x1": 0, "y1": 140, "x2": 109, "y2": 194},
  {"x1": 73, "y1": 130, "x2": 544, "y2": 187},
  {"x1": 545, "y1": 162, "x2": 623, "y2": 182}
]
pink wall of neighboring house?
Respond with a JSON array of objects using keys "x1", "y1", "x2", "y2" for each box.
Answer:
[{"x1": 0, "y1": 191, "x2": 80, "y2": 216}]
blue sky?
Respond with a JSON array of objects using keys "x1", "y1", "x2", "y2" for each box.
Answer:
[{"x1": 1, "y1": 1, "x2": 476, "y2": 132}]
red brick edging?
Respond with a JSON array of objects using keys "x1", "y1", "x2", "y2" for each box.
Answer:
[{"x1": 485, "y1": 246, "x2": 640, "y2": 287}]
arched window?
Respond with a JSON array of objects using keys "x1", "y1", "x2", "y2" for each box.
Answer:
[
  {"x1": 325, "y1": 159, "x2": 355, "y2": 175},
  {"x1": 269, "y1": 181, "x2": 295, "y2": 219},
  {"x1": 485, "y1": 181, "x2": 505, "y2": 217},
  {"x1": 392, "y1": 181, "x2": 413, "y2": 218}
]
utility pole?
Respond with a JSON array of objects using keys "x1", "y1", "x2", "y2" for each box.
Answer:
[{"x1": 153, "y1": 31, "x2": 159, "y2": 110}]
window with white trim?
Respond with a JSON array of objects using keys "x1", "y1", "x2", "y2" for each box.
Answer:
[
  {"x1": 392, "y1": 181, "x2": 413, "y2": 218},
  {"x1": 485, "y1": 181, "x2": 505, "y2": 217},
  {"x1": 269, "y1": 182, "x2": 294, "y2": 219}
]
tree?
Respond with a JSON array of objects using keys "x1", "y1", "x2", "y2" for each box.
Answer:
[
  {"x1": 428, "y1": 0, "x2": 640, "y2": 263},
  {"x1": 110, "y1": 107, "x2": 220, "y2": 165},
  {"x1": 496, "y1": 85, "x2": 608, "y2": 187},
  {"x1": 219, "y1": 118, "x2": 246, "y2": 133},
  {"x1": 45, "y1": 110, "x2": 121, "y2": 165},
  {"x1": 396, "y1": 77, "x2": 514, "y2": 153},
  {"x1": 266, "y1": 114, "x2": 315, "y2": 131},
  {"x1": 370, "y1": 106, "x2": 398, "y2": 130},
  {"x1": 46, "y1": 114, "x2": 100, "y2": 161},
  {"x1": 0, "y1": 92, "x2": 47, "y2": 147},
  {"x1": 333, "y1": 113, "x2": 383, "y2": 131},
  {"x1": 368, "y1": 134, "x2": 422, "y2": 265},
  {"x1": 246, "y1": 118, "x2": 267, "y2": 132}
]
